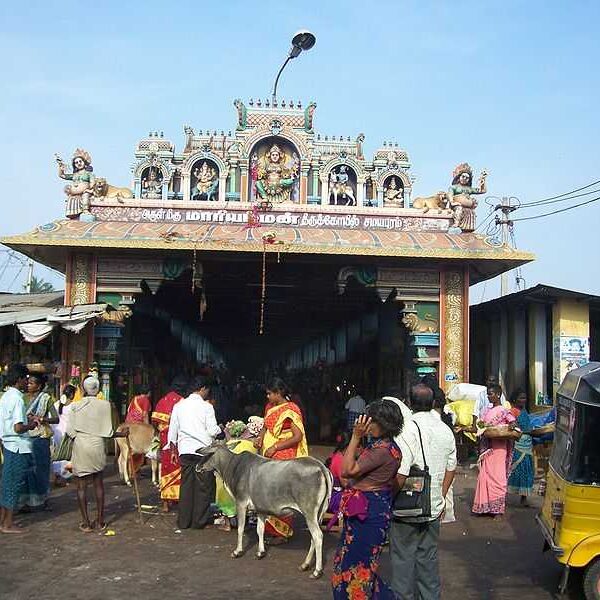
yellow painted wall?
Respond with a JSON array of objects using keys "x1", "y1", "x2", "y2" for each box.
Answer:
[
  {"x1": 552, "y1": 299, "x2": 589, "y2": 338},
  {"x1": 552, "y1": 299, "x2": 590, "y2": 397}
]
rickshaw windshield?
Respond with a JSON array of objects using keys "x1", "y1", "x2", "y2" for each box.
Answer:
[{"x1": 551, "y1": 397, "x2": 600, "y2": 484}]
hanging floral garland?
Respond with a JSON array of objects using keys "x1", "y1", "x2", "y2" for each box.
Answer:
[{"x1": 259, "y1": 230, "x2": 284, "y2": 335}]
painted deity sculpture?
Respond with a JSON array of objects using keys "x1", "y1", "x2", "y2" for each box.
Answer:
[
  {"x1": 141, "y1": 169, "x2": 163, "y2": 200},
  {"x1": 447, "y1": 163, "x2": 487, "y2": 232},
  {"x1": 383, "y1": 177, "x2": 404, "y2": 207},
  {"x1": 193, "y1": 161, "x2": 219, "y2": 201},
  {"x1": 255, "y1": 144, "x2": 298, "y2": 204},
  {"x1": 56, "y1": 149, "x2": 95, "y2": 219},
  {"x1": 328, "y1": 166, "x2": 356, "y2": 206}
]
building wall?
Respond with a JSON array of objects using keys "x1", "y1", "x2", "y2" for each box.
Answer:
[
  {"x1": 551, "y1": 299, "x2": 590, "y2": 398},
  {"x1": 472, "y1": 294, "x2": 596, "y2": 409}
]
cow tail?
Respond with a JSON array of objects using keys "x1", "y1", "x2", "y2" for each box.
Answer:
[{"x1": 317, "y1": 463, "x2": 334, "y2": 522}]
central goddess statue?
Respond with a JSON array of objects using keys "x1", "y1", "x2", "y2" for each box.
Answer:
[{"x1": 255, "y1": 144, "x2": 298, "y2": 204}]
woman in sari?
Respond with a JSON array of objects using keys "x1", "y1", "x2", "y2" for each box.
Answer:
[
  {"x1": 255, "y1": 378, "x2": 307, "y2": 543},
  {"x1": 52, "y1": 384, "x2": 76, "y2": 485},
  {"x1": 472, "y1": 383, "x2": 516, "y2": 517},
  {"x1": 507, "y1": 389, "x2": 534, "y2": 506},
  {"x1": 324, "y1": 431, "x2": 351, "y2": 528},
  {"x1": 20, "y1": 374, "x2": 58, "y2": 511},
  {"x1": 151, "y1": 377, "x2": 186, "y2": 512},
  {"x1": 125, "y1": 388, "x2": 152, "y2": 474},
  {"x1": 125, "y1": 389, "x2": 151, "y2": 424},
  {"x1": 331, "y1": 400, "x2": 404, "y2": 599}
]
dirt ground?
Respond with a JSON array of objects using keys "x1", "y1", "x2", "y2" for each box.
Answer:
[{"x1": 0, "y1": 454, "x2": 582, "y2": 600}]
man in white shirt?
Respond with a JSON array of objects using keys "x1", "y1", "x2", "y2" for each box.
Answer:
[
  {"x1": 390, "y1": 384, "x2": 457, "y2": 600},
  {"x1": 0, "y1": 364, "x2": 39, "y2": 534},
  {"x1": 168, "y1": 375, "x2": 223, "y2": 530},
  {"x1": 345, "y1": 388, "x2": 366, "y2": 431},
  {"x1": 382, "y1": 393, "x2": 416, "y2": 466}
]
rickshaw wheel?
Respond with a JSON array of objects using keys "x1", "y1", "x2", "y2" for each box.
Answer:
[{"x1": 583, "y1": 559, "x2": 600, "y2": 600}]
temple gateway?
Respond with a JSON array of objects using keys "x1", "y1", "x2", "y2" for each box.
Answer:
[{"x1": 2, "y1": 98, "x2": 533, "y2": 426}]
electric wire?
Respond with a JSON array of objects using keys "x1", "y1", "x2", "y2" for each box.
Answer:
[
  {"x1": 512, "y1": 194, "x2": 600, "y2": 222},
  {"x1": 474, "y1": 209, "x2": 495, "y2": 233},
  {"x1": 518, "y1": 187, "x2": 600, "y2": 208},
  {"x1": 518, "y1": 179, "x2": 600, "y2": 208},
  {"x1": 7, "y1": 265, "x2": 25, "y2": 292}
]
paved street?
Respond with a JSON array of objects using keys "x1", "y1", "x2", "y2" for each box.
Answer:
[{"x1": 0, "y1": 460, "x2": 578, "y2": 600}]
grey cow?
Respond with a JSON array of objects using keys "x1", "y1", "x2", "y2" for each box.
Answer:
[{"x1": 197, "y1": 443, "x2": 333, "y2": 578}]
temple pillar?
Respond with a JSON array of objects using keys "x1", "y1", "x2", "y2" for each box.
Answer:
[
  {"x1": 320, "y1": 175, "x2": 329, "y2": 205},
  {"x1": 240, "y1": 168, "x2": 249, "y2": 202},
  {"x1": 357, "y1": 177, "x2": 365, "y2": 207},
  {"x1": 229, "y1": 166, "x2": 236, "y2": 193},
  {"x1": 311, "y1": 166, "x2": 320, "y2": 204},
  {"x1": 440, "y1": 268, "x2": 469, "y2": 392},
  {"x1": 218, "y1": 176, "x2": 227, "y2": 203},
  {"x1": 63, "y1": 253, "x2": 98, "y2": 385},
  {"x1": 300, "y1": 167, "x2": 309, "y2": 204},
  {"x1": 182, "y1": 173, "x2": 191, "y2": 202}
]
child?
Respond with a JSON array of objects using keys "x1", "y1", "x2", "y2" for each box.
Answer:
[{"x1": 324, "y1": 432, "x2": 351, "y2": 529}]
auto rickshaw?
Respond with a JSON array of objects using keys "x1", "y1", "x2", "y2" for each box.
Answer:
[{"x1": 537, "y1": 362, "x2": 600, "y2": 598}]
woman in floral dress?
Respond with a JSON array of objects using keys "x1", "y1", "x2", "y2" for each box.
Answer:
[{"x1": 331, "y1": 399, "x2": 404, "y2": 599}]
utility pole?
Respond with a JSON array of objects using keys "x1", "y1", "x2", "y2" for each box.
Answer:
[
  {"x1": 25, "y1": 259, "x2": 34, "y2": 294},
  {"x1": 495, "y1": 197, "x2": 517, "y2": 296}
]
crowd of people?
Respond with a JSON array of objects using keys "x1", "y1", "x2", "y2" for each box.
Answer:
[{"x1": 0, "y1": 362, "x2": 539, "y2": 599}]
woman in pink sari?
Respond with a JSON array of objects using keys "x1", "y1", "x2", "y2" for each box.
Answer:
[{"x1": 472, "y1": 384, "x2": 516, "y2": 517}]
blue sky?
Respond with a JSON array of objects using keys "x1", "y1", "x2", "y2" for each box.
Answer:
[{"x1": 1, "y1": 0, "x2": 599, "y2": 300}]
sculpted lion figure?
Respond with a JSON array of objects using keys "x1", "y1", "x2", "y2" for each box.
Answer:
[
  {"x1": 91, "y1": 177, "x2": 134, "y2": 202},
  {"x1": 402, "y1": 312, "x2": 439, "y2": 333},
  {"x1": 412, "y1": 191, "x2": 448, "y2": 214}
]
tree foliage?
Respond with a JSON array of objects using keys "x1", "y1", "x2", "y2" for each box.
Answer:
[{"x1": 25, "y1": 276, "x2": 55, "y2": 294}]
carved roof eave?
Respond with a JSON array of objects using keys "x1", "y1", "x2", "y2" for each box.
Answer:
[{"x1": 1, "y1": 225, "x2": 535, "y2": 260}]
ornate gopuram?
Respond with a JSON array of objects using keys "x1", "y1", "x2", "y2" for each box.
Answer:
[{"x1": 2, "y1": 98, "x2": 534, "y2": 401}]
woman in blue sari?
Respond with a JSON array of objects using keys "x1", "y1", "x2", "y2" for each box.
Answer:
[
  {"x1": 331, "y1": 400, "x2": 404, "y2": 599},
  {"x1": 507, "y1": 389, "x2": 534, "y2": 506},
  {"x1": 20, "y1": 374, "x2": 58, "y2": 511}
]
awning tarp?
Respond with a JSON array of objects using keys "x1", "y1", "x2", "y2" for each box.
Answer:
[{"x1": 2, "y1": 303, "x2": 108, "y2": 343}]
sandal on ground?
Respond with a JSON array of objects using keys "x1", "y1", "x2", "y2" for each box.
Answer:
[
  {"x1": 0, "y1": 526, "x2": 28, "y2": 534},
  {"x1": 79, "y1": 522, "x2": 94, "y2": 533},
  {"x1": 91, "y1": 521, "x2": 108, "y2": 532}
]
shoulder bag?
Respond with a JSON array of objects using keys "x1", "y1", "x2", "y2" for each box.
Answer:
[
  {"x1": 52, "y1": 434, "x2": 74, "y2": 462},
  {"x1": 393, "y1": 422, "x2": 431, "y2": 519}
]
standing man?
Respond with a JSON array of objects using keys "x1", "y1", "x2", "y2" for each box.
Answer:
[
  {"x1": 390, "y1": 384, "x2": 457, "y2": 599},
  {"x1": 0, "y1": 364, "x2": 38, "y2": 534},
  {"x1": 345, "y1": 386, "x2": 366, "y2": 432},
  {"x1": 167, "y1": 375, "x2": 223, "y2": 530}
]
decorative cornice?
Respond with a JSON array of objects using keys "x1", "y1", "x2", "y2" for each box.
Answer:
[{"x1": 1, "y1": 230, "x2": 536, "y2": 262}]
